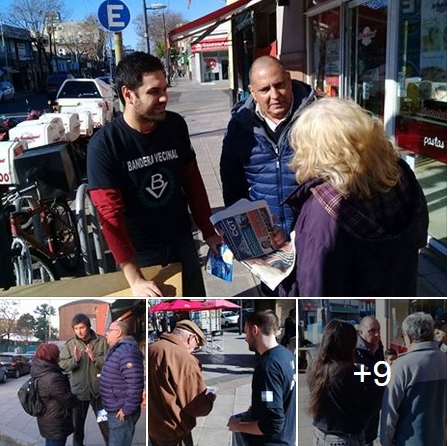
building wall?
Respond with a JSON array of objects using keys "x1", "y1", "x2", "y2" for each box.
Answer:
[{"x1": 58, "y1": 300, "x2": 110, "y2": 340}]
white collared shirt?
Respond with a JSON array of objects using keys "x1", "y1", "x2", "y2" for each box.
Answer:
[{"x1": 255, "y1": 101, "x2": 293, "y2": 132}]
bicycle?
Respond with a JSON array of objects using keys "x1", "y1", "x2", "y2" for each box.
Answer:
[{"x1": 2, "y1": 182, "x2": 81, "y2": 285}]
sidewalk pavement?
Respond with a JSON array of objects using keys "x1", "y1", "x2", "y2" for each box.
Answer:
[
  {"x1": 190, "y1": 329, "x2": 255, "y2": 446},
  {"x1": 167, "y1": 77, "x2": 447, "y2": 298}
]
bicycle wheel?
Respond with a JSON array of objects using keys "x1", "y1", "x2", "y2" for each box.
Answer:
[
  {"x1": 29, "y1": 248, "x2": 59, "y2": 283},
  {"x1": 11, "y1": 239, "x2": 59, "y2": 285},
  {"x1": 48, "y1": 199, "x2": 81, "y2": 271}
]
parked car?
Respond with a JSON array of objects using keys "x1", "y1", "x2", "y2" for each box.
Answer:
[
  {"x1": 221, "y1": 311, "x2": 238, "y2": 327},
  {"x1": 25, "y1": 353, "x2": 35, "y2": 362},
  {"x1": 0, "y1": 81, "x2": 15, "y2": 101},
  {"x1": 0, "y1": 353, "x2": 31, "y2": 378},
  {"x1": 54, "y1": 77, "x2": 120, "y2": 128},
  {"x1": 0, "y1": 364, "x2": 7, "y2": 383},
  {"x1": 45, "y1": 73, "x2": 75, "y2": 101}
]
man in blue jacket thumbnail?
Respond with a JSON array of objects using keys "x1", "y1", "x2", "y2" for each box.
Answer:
[{"x1": 100, "y1": 320, "x2": 144, "y2": 446}]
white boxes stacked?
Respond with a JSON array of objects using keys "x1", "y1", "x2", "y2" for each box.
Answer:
[
  {"x1": 40, "y1": 113, "x2": 81, "y2": 142},
  {"x1": 75, "y1": 109, "x2": 94, "y2": 136},
  {"x1": 0, "y1": 140, "x2": 28, "y2": 185},
  {"x1": 8, "y1": 117, "x2": 66, "y2": 149}
]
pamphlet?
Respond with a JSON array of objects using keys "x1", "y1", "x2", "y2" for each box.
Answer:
[
  {"x1": 96, "y1": 408, "x2": 108, "y2": 423},
  {"x1": 209, "y1": 199, "x2": 296, "y2": 290},
  {"x1": 206, "y1": 244, "x2": 234, "y2": 282}
]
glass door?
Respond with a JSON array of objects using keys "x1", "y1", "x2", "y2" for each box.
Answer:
[{"x1": 347, "y1": 0, "x2": 388, "y2": 119}]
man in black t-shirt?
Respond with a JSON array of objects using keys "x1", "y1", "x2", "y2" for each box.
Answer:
[
  {"x1": 227, "y1": 310, "x2": 296, "y2": 446},
  {"x1": 87, "y1": 52, "x2": 221, "y2": 296}
]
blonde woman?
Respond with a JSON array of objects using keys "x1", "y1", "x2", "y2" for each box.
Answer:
[{"x1": 280, "y1": 97, "x2": 428, "y2": 297}]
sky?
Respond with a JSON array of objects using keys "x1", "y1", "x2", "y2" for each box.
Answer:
[{"x1": 4, "y1": 0, "x2": 228, "y2": 50}]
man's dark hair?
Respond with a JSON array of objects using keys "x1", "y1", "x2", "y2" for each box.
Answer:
[
  {"x1": 308, "y1": 319, "x2": 357, "y2": 418},
  {"x1": 115, "y1": 51, "x2": 165, "y2": 104},
  {"x1": 245, "y1": 309, "x2": 279, "y2": 335},
  {"x1": 71, "y1": 313, "x2": 91, "y2": 329}
]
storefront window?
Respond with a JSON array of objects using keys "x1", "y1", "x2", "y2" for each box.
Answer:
[
  {"x1": 389, "y1": 299, "x2": 447, "y2": 353},
  {"x1": 396, "y1": 0, "x2": 447, "y2": 163},
  {"x1": 310, "y1": 7, "x2": 341, "y2": 97},
  {"x1": 395, "y1": 0, "x2": 447, "y2": 249},
  {"x1": 347, "y1": 1, "x2": 388, "y2": 118}
]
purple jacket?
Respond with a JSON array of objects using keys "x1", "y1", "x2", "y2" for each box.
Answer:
[
  {"x1": 279, "y1": 159, "x2": 428, "y2": 297},
  {"x1": 100, "y1": 336, "x2": 144, "y2": 415}
]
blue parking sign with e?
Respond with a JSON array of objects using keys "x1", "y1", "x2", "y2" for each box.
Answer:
[{"x1": 98, "y1": 0, "x2": 131, "y2": 32}]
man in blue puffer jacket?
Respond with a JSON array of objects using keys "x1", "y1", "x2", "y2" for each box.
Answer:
[
  {"x1": 220, "y1": 55, "x2": 316, "y2": 295},
  {"x1": 100, "y1": 320, "x2": 144, "y2": 446},
  {"x1": 220, "y1": 55, "x2": 315, "y2": 237}
]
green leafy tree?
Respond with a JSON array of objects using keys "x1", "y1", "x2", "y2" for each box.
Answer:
[
  {"x1": 16, "y1": 313, "x2": 36, "y2": 341},
  {"x1": 33, "y1": 304, "x2": 58, "y2": 342}
]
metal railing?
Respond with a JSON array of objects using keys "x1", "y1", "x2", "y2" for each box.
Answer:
[{"x1": 75, "y1": 183, "x2": 108, "y2": 275}]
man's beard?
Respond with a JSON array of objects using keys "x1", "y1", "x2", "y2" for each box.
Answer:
[{"x1": 140, "y1": 110, "x2": 166, "y2": 122}]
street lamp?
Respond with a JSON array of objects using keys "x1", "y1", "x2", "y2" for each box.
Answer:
[
  {"x1": 143, "y1": 1, "x2": 167, "y2": 54},
  {"x1": 142, "y1": 3, "x2": 170, "y2": 84}
]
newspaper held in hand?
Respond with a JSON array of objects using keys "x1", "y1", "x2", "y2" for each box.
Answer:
[{"x1": 209, "y1": 199, "x2": 295, "y2": 290}]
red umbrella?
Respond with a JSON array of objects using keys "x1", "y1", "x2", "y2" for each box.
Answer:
[
  {"x1": 200, "y1": 299, "x2": 241, "y2": 311},
  {"x1": 166, "y1": 299, "x2": 204, "y2": 311},
  {"x1": 148, "y1": 301, "x2": 172, "y2": 313},
  {"x1": 148, "y1": 299, "x2": 205, "y2": 313}
]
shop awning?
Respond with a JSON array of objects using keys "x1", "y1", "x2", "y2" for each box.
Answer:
[{"x1": 169, "y1": 0, "x2": 265, "y2": 43}]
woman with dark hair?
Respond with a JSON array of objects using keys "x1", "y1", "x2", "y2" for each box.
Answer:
[
  {"x1": 31, "y1": 343, "x2": 79, "y2": 446},
  {"x1": 307, "y1": 320, "x2": 382, "y2": 446}
]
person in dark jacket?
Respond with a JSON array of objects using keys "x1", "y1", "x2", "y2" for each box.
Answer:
[
  {"x1": 220, "y1": 55, "x2": 315, "y2": 296},
  {"x1": 100, "y1": 321, "x2": 144, "y2": 446},
  {"x1": 354, "y1": 316, "x2": 385, "y2": 446},
  {"x1": 280, "y1": 97, "x2": 429, "y2": 297},
  {"x1": 307, "y1": 320, "x2": 383, "y2": 446},
  {"x1": 281, "y1": 308, "x2": 296, "y2": 348},
  {"x1": 31, "y1": 343, "x2": 79, "y2": 446},
  {"x1": 220, "y1": 56, "x2": 316, "y2": 237}
]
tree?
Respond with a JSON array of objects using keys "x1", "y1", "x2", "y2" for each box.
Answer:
[
  {"x1": 16, "y1": 313, "x2": 36, "y2": 341},
  {"x1": 6, "y1": 0, "x2": 69, "y2": 87},
  {"x1": 33, "y1": 303, "x2": 58, "y2": 342},
  {"x1": 55, "y1": 14, "x2": 107, "y2": 71},
  {"x1": 133, "y1": 10, "x2": 186, "y2": 56},
  {"x1": 0, "y1": 301, "x2": 20, "y2": 348}
]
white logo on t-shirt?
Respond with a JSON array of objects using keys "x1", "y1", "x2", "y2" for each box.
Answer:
[{"x1": 145, "y1": 173, "x2": 168, "y2": 198}]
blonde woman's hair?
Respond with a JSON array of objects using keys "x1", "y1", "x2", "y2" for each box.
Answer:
[{"x1": 289, "y1": 97, "x2": 400, "y2": 199}]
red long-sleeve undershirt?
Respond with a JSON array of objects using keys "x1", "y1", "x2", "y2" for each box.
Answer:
[{"x1": 89, "y1": 160, "x2": 216, "y2": 265}]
